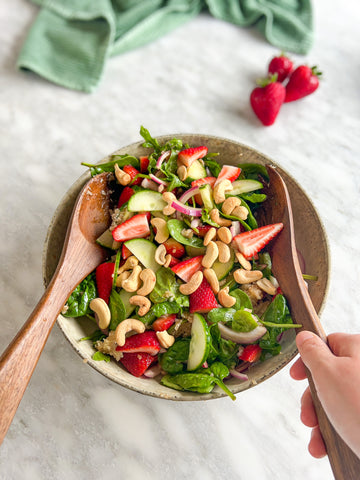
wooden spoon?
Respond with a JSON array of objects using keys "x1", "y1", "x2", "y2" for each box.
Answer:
[
  {"x1": 0, "y1": 172, "x2": 111, "y2": 445},
  {"x1": 260, "y1": 165, "x2": 360, "y2": 479}
]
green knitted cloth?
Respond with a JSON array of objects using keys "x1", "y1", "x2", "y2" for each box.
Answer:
[{"x1": 18, "y1": 0, "x2": 313, "y2": 92}]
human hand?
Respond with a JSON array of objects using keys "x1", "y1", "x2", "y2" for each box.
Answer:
[{"x1": 290, "y1": 331, "x2": 360, "y2": 459}]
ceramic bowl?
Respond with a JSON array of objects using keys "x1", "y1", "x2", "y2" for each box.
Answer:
[{"x1": 42, "y1": 134, "x2": 330, "y2": 401}]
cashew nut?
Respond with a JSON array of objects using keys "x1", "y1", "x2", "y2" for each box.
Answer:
[
  {"x1": 116, "y1": 269, "x2": 131, "y2": 288},
  {"x1": 115, "y1": 318, "x2": 145, "y2": 346},
  {"x1": 215, "y1": 241, "x2": 231, "y2": 263},
  {"x1": 218, "y1": 286, "x2": 236, "y2": 308},
  {"x1": 217, "y1": 227, "x2": 232, "y2": 245},
  {"x1": 235, "y1": 251, "x2": 252, "y2": 271},
  {"x1": 181, "y1": 228, "x2": 194, "y2": 239},
  {"x1": 232, "y1": 205, "x2": 248, "y2": 221},
  {"x1": 209, "y1": 209, "x2": 232, "y2": 227},
  {"x1": 213, "y1": 179, "x2": 233, "y2": 204},
  {"x1": 129, "y1": 295, "x2": 151, "y2": 316},
  {"x1": 203, "y1": 227, "x2": 217, "y2": 246},
  {"x1": 201, "y1": 241, "x2": 219, "y2": 269},
  {"x1": 221, "y1": 197, "x2": 241, "y2": 216},
  {"x1": 114, "y1": 164, "x2": 131, "y2": 186},
  {"x1": 203, "y1": 268, "x2": 220, "y2": 294},
  {"x1": 162, "y1": 191, "x2": 176, "y2": 216},
  {"x1": 137, "y1": 268, "x2": 157, "y2": 296},
  {"x1": 234, "y1": 269, "x2": 263, "y2": 284},
  {"x1": 256, "y1": 278, "x2": 277, "y2": 296},
  {"x1": 122, "y1": 265, "x2": 142, "y2": 292},
  {"x1": 163, "y1": 254, "x2": 172, "y2": 268},
  {"x1": 155, "y1": 244, "x2": 167, "y2": 265},
  {"x1": 151, "y1": 217, "x2": 169, "y2": 243},
  {"x1": 156, "y1": 330, "x2": 175, "y2": 348},
  {"x1": 177, "y1": 165, "x2": 188, "y2": 181},
  {"x1": 117, "y1": 256, "x2": 139, "y2": 275},
  {"x1": 89, "y1": 298, "x2": 111, "y2": 330},
  {"x1": 179, "y1": 271, "x2": 203, "y2": 295}
]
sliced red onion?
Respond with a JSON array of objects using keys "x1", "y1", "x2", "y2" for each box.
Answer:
[
  {"x1": 141, "y1": 178, "x2": 158, "y2": 191},
  {"x1": 171, "y1": 199, "x2": 202, "y2": 217},
  {"x1": 218, "y1": 322, "x2": 267, "y2": 344},
  {"x1": 179, "y1": 186, "x2": 200, "y2": 204},
  {"x1": 149, "y1": 173, "x2": 168, "y2": 186},
  {"x1": 143, "y1": 364, "x2": 162, "y2": 378},
  {"x1": 230, "y1": 221, "x2": 241, "y2": 238},
  {"x1": 156, "y1": 150, "x2": 170, "y2": 169},
  {"x1": 229, "y1": 369, "x2": 249, "y2": 381}
]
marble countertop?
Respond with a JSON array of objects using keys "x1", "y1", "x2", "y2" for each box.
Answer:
[{"x1": 1, "y1": 1, "x2": 359, "y2": 479}]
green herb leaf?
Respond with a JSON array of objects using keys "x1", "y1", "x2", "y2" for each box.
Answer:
[
  {"x1": 92, "y1": 351, "x2": 111, "y2": 362},
  {"x1": 167, "y1": 220, "x2": 204, "y2": 247},
  {"x1": 63, "y1": 273, "x2": 97, "y2": 317}
]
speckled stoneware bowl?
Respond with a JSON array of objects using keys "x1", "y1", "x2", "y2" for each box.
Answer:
[{"x1": 42, "y1": 134, "x2": 330, "y2": 401}]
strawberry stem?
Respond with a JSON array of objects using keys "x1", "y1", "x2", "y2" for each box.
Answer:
[
  {"x1": 256, "y1": 73, "x2": 278, "y2": 87},
  {"x1": 311, "y1": 66, "x2": 322, "y2": 77}
]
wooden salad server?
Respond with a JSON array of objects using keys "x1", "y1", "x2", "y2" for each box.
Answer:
[
  {"x1": 0, "y1": 172, "x2": 111, "y2": 445},
  {"x1": 260, "y1": 165, "x2": 360, "y2": 479}
]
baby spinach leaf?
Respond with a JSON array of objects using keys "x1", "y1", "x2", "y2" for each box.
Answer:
[
  {"x1": 92, "y1": 351, "x2": 111, "y2": 362},
  {"x1": 150, "y1": 267, "x2": 188, "y2": 307},
  {"x1": 204, "y1": 157, "x2": 221, "y2": 177},
  {"x1": 109, "y1": 290, "x2": 126, "y2": 330},
  {"x1": 256, "y1": 252, "x2": 272, "y2": 279},
  {"x1": 259, "y1": 295, "x2": 293, "y2": 356},
  {"x1": 232, "y1": 310, "x2": 258, "y2": 332},
  {"x1": 201, "y1": 209, "x2": 220, "y2": 228},
  {"x1": 80, "y1": 329, "x2": 105, "y2": 344},
  {"x1": 167, "y1": 220, "x2": 203, "y2": 248},
  {"x1": 229, "y1": 289, "x2": 252, "y2": 310},
  {"x1": 63, "y1": 273, "x2": 97, "y2": 318},
  {"x1": 240, "y1": 192, "x2": 267, "y2": 204},
  {"x1": 238, "y1": 163, "x2": 269, "y2": 181},
  {"x1": 161, "y1": 373, "x2": 215, "y2": 394},
  {"x1": 159, "y1": 338, "x2": 190, "y2": 374},
  {"x1": 208, "y1": 324, "x2": 238, "y2": 367},
  {"x1": 207, "y1": 307, "x2": 236, "y2": 324},
  {"x1": 140, "y1": 301, "x2": 180, "y2": 326},
  {"x1": 208, "y1": 362, "x2": 236, "y2": 401}
]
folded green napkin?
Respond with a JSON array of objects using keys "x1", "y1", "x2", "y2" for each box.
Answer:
[{"x1": 18, "y1": 0, "x2": 313, "y2": 93}]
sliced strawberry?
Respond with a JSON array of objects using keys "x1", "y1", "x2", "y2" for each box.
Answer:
[
  {"x1": 239, "y1": 344, "x2": 262, "y2": 363},
  {"x1": 117, "y1": 186, "x2": 134, "y2": 207},
  {"x1": 233, "y1": 223, "x2": 283, "y2": 260},
  {"x1": 191, "y1": 176, "x2": 217, "y2": 204},
  {"x1": 178, "y1": 146, "x2": 208, "y2": 167},
  {"x1": 121, "y1": 243, "x2": 132, "y2": 260},
  {"x1": 123, "y1": 165, "x2": 142, "y2": 185},
  {"x1": 116, "y1": 331, "x2": 161, "y2": 355},
  {"x1": 119, "y1": 352, "x2": 157, "y2": 377},
  {"x1": 139, "y1": 156, "x2": 149, "y2": 173},
  {"x1": 171, "y1": 255, "x2": 204, "y2": 282},
  {"x1": 152, "y1": 314, "x2": 177, "y2": 332},
  {"x1": 95, "y1": 262, "x2": 115, "y2": 304},
  {"x1": 214, "y1": 165, "x2": 241, "y2": 186},
  {"x1": 196, "y1": 225, "x2": 214, "y2": 237},
  {"x1": 189, "y1": 277, "x2": 218, "y2": 313},
  {"x1": 163, "y1": 238, "x2": 185, "y2": 258},
  {"x1": 112, "y1": 213, "x2": 150, "y2": 242},
  {"x1": 168, "y1": 255, "x2": 180, "y2": 268}
]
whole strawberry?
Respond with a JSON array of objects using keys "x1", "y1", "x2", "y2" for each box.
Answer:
[
  {"x1": 268, "y1": 53, "x2": 293, "y2": 82},
  {"x1": 250, "y1": 75, "x2": 286, "y2": 126},
  {"x1": 285, "y1": 65, "x2": 321, "y2": 102}
]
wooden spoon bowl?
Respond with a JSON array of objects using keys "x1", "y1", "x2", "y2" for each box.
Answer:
[{"x1": 43, "y1": 134, "x2": 330, "y2": 400}]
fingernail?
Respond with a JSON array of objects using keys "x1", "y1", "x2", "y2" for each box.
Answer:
[{"x1": 296, "y1": 330, "x2": 315, "y2": 347}]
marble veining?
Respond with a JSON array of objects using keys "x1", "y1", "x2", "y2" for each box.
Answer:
[{"x1": 1, "y1": 1, "x2": 359, "y2": 479}]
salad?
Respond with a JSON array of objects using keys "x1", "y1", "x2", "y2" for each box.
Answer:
[{"x1": 63, "y1": 127, "x2": 301, "y2": 400}]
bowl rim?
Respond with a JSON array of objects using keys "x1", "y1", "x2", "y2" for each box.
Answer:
[{"x1": 42, "y1": 133, "x2": 330, "y2": 401}]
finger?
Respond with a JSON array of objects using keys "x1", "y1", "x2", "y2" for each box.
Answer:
[
  {"x1": 289, "y1": 356, "x2": 307, "y2": 380},
  {"x1": 327, "y1": 332, "x2": 360, "y2": 358},
  {"x1": 308, "y1": 426, "x2": 327, "y2": 459},
  {"x1": 300, "y1": 387, "x2": 318, "y2": 427},
  {"x1": 296, "y1": 331, "x2": 334, "y2": 375}
]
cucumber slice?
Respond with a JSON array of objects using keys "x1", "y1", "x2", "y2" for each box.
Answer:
[
  {"x1": 187, "y1": 159, "x2": 207, "y2": 181},
  {"x1": 128, "y1": 190, "x2": 166, "y2": 212},
  {"x1": 229, "y1": 179, "x2": 263, "y2": 196},
  {"x1": 199, "y1": 184, "x2": 214, "y2": 211},
  {"x1": 124, "y1": 238, "x2": 161, "y2": 271},
  {"x1": 212, "y1": 247, "x2": 235, "y2": 280},
  {"x1": 187, "y1": 313, "x2": 211, "y2": 371},
  {"x1": 118, "y1": 289, "x2": 136, "y2": 318},
  {"x1": 185, "y1": 245, "x2": 206, "y2": 257},
  {"x1": 96, "y1": 228, "x2": 114, "y2": 249}
]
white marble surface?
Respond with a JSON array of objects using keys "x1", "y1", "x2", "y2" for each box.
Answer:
[{"x1": 1, "y1": 1, "x2": 359, "y2": 479}]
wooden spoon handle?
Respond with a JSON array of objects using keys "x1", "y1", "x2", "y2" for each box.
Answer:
[{"x1": 0, "y1": 272, "x2": 69, "y2": 445}]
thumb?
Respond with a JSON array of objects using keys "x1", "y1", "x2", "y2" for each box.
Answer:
[{"x1": 296, "y1": 331, "x2": 333, "y2": 375}]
